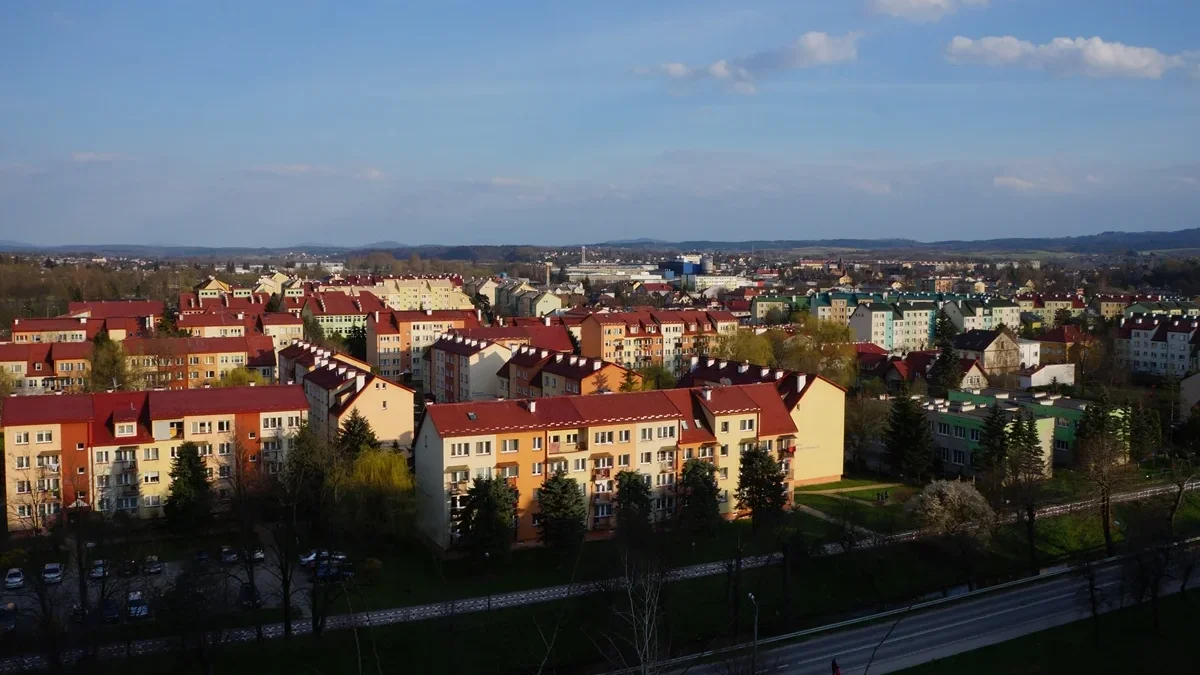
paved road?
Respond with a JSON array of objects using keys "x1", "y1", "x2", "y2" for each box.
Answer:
[{"x1": 672, "y1": 561, "x2": 1159, "y2": 674}]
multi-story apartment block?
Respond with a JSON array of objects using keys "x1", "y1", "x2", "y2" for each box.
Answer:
[
  {"x1": 301, "y1": 291, "x2": 388, "y2": 336},
  {"x1": 2, "y1": 386, "x2": 308, "y2": 532},
  {"x1": 1089, "y1": 295, "x2": 1133, "y2": 321},
  {"x1": 177, "y1": 312, "x2": 249, "y2": 337},
  {"x1": 952, "y1": 329, "x2": 1021, "y2": 374},
  {"x1": 315, "y1": 275, "x2": 474, "y2": 312},
  {"x1": 277, "y1": 340, "x2": 370, "y2": 386},
  {"x1": 122, "y1": 335, "x2": 278, "y2": 389},
  {"x1": 498, "y1": 348, "x2": 559, "y2": 398},
  {"x1": 0, "y1": 343, "x2": 91, "y2": 395},
  {"x1": 463, "y1": 278, "x2": 500, "y2": 308},
  {"x1": 1122, "y1": 299, "x2": 1200, "y2": 320},
  {"x1": 579, "y1": 310, "x2": 738, "y2": 375},
  {"x1": 848, "y1": 302, "x2": 935, "y2": 353},
  {"x1": 750, "y1": 295, "x2": 809, "y2": 325},
  {"x1": 516, "y1": 291, "x2": 563, "y2": 318},
  {"x1": 11, "y1": 317, "x2": 113, "y2": 344},
  {"x1": 1038, "y1": 325, "x2": 1095, "y2": 365},
  {"x1": 941, "y1": 298, "x2": 1021, "y2": 333},
  {"x1": 257, "y1": 313, "x2": 305, "y2": 351},
  {"x1": 64, "y1": 300, "x2": 163, "y2": 324},
  {"x1": 414, "y1": 377, "x2": 845, "y2": 550},
  {"x1": 366, "y1": 309, "x2": 481, "y2": 382},
  {"x1": 1113, "y1": 315, "x2": 1199, "y2": 377},
  {"x1": 1016, "y1": 294, "x2": 1086, "y2": 328},
  {"x1": 453, "y1": 323, "x2": 575, "y2": 353},
  {"x1": 497, "y1": 349, "x2": 639, "y2": 399},
  {"x1": 426, "y1": 336, "x2": 512, "y2": 402},
  {"x1": 948, "y1": 389, "x2": 1124, "y2": 464},
  {"x1": 924, "y1": 398, "x2": 1053, "y2": 476},
  {"x1": 177, "y1": 292, "x2": 303, "y2": 317},
  {"x1": 495, "y1": 280, "x2": 538, "y2": 316}
]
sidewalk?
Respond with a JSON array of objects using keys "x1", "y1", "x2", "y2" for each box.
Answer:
[
  {"x1": 804, "y1": 482, "x2": 902, "y2": 495},
  {"x1": 795, "y1": 505, "x2": 877, "y2": 537}
]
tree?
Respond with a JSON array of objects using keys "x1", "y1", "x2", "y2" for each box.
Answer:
[
  {"x1": 974, "y1": 404, "x2": 1011, "y2": 498},
  {"x1": 215, "y1": 367, "x2": 265, "y2": 387},
  {"x1": 538, "y1": 472, "x2": 587, "y2": 550},
  {"x1": 592, "y1": 370, "x2": 612, "y2": 393},
  {"x1": 337, "y1": 409, "x2": 379, "y2": 456},
  {"x1": 613, "y1": 470, "x2": 654, "y2": 551},
  {"x1": 638, "y1": 364, "x2": 676, "y2": 390},
  {"x1": 1128, "y1": 402, "x2": 1161, "y2": 465},
  {"x1": 264, "y1": 293, "x2": 283, "y2": 313},
  {"x1": 763, "y1": 307, "x2": 787, "y2": 326},
  {"x1": 344, "y1": 326, "x2": 368, "y2": 361},
  {"x1": 1006, "y1": 409, "x2": 1048, "y2": 576},
  {"x1": 1075, "y1": 400, "x2": 1131, "y2": 557},
  {"x1": 460, "y1": 476, "x2": 517, "y2": 562},
  {"x1": 934, "y1": 309, "x2": 958, "y2": 344},
  {"x1": 1053, "y1": 308, "x2": 1073, "y2": 327},
  {"x1": 619, "y1": 367, "x2": 640, "y2": 393},
  {"x1": 87, "y1": 334, "x2": 136, "y2": 391},
  {"x1": 164, "y1": 441, "x2": 214, "y2": 533},
  {"x1": 471, "y1": 292, "x2": 494, "y2": 325},
  {"x1": 736, "y1": 446, "x2": 787, "y2": 531},
  {"x1": 908, "y1": 480, "x2": 997, "y2": 589},
  {"x1": 302, "y1": 314, "x2": 325, "y2": 342},
  {"x1": 927, "y1": 345, "x2": 964, "y2": 397},
  {"x1": 844, "y1": 394, "x2": 889, "y2": 473},
  {"x1": 713, "y1": 330, "x2": 775, "y2": 366},
  {"x1": 677, "y1": 458, "x2": 721, "y2": 537},
  {"x1": 339, "y1": 448, "x2": 416, "y2": 540},
  {"x1": 884, "y1": 388, "x2": 933, "y2": 481}
]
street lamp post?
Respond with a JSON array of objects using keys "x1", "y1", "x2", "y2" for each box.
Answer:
[
  {"x1": 484, "y1": 551, "x2": 492, "y2": 612},
  {"x1": 748, "y1": 592, "x2": 759, "y2": 674}
]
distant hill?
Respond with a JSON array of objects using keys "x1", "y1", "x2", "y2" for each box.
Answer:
[{"x1": 600, "y1": 238, "x2": 669, "y2": 245}]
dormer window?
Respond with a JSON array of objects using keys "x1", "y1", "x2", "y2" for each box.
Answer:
[{"x1": 115, "y1": 423, "x2": 136, "y2": 438}]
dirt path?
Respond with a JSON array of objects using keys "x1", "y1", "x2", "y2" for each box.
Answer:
[{"x1": 803, "y1": 482, "x2": 903, "y2": 495}]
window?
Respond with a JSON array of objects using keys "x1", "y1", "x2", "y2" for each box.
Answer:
[
  {"x1": 640, "y1": 428, "x2": 653, "y2": 441},
  {"x1": 969, "y1": 429, "x2": 981, "y2": 442},
  {"x1": 739, "y1": 419, "x2": 755, "y2": 431},
  {"x1": 573, "y1": 458, "x2": 587, "y2": 472},
  {"x1": 219, "y1": 466, "x2": 231, "y2": 478},
  {"x1": 143, "y1": 448, "x2": 159, "y2": 461},
  {"x1": 718, "y1": 468, "x2": 729, "y2": 480},
  {"x1": 953, "y1": 449, "x2": 966, "y2": 465},
  {"x1": 143, "y1": 496, "x2": 161, "y2": 507},
  {"x1": 1054, "y1": 439, "x2": 1070, "y2": 451},
  {"x1": 475, "y1": 466, "x2": 493, "y2": 480},
  {"x1": 198, "y1": 445, "x2": 213, "y2": 457},
  {"x1": 218, "y1": 443, "x2": 232, "y2": 456},
  {"x1": 532, "y1": 437, "x2": 543, "y2": 451},
  {"x1": 263, "y1": 417, "x2": 282, "y2": 430},
  {"x1": 96, "y1": 475, "x2": 109, "y2": 487},
  {"x1": 655, "y1": 473, "x2": 675, "y2": 487},
  {"x1": 450, "y1": 443, "x2": 469, "y2": 458},
  {"x1": 565, "y1": 433, "x2": 578, "y2": 445},
  {"x1": 16, "y1": 505, "x2": 31, "y2": 519},
  {"x1": 204, "y1": 467, "x2": 214, "y2": 479},
  {"x1": 218, "y1": 420, "x2": 231, "y2": 433},
  {"x1": 549, "y1": 460, "x2": 567, "y2": 474},
  {"x1": 618, "y1": 430, "x2": 630, "y2": 443},
  {"x1": 595, "y1": 503, "x2": 613, "y2": 518},
  {"x1": 475, "y1": 441, "x2": 492, "y2": 456},
  {"x1": 639, "y1": 452, "x2": 652, "y2": 465},
  {"x1": 116, "y1": 423, "x2": 136, "y2": 437},
  {"x1": 720, "y1": 444, "x2": 729, "y2": 456},
  {"x1": 287, "y1": 415, "x2": 302, "y2": 428},
  {"x1": 720, "y1": 421, "x2": 729, "y2": 433},
  {"x1": 192, "y1": 421, "x2": 213, "y2": 434},
  {"x1": 595, "y1": 456, "x2": 613, "y2": 469},
  {"x1": 36, "y1": 430, "x2": 53, "y2": 444},
  {"x1": 953, "y1": 426, "x2": 966, "y2": 439},
  {"x1": 116, "y1": 473, "x2": 132, "y2": 486},
  {"x1": 618, "y1": 454, "x2": 631, "y2": 467},
  {"x1": 937, "y1": 422, "x2": 950, "y2": 436},
  {"x1": 13, "y1": 432, "x2": 28, "y2": 445},
  {"x1": 532, "y1": 462, "x2": 543, "y2": 476},
  {"x1": 15, "y1": 481, "x2": 30, "y2": 494},
  {"x1": 656, "y1": 425, "x2": 675, "y2": 439},
  {"x1": 501, "y1": 439, "x2": 519, "y2": 453},
  {"x1": 699, "y1": 447, "x2": 714, "y2": 459},
  {"x1": 15, "y1": 456, "x2": 29, "y2": 470},
  {"x1": 95, "y1": 451, "x2": 109, "y2": 463},
  {"x1": 38, "y1": 503, "x2": 61, "y2": 516},
  {"x1": 143, "y1": 472, "x2": 160, "y2": 484},
  {"x1": 594, "y1": 431, "x2": 614, "y2": 445}
]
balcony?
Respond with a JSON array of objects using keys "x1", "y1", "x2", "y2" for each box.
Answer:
[
  {"x1": 548, "y1": 441, "x2": 585, "y2": 455},
  {"x1": 592, "y1": 467, "x2": 611, "y2": 481},
  {"x1": 659, "y1": 461, "x2": 675, "y2": 472},
  {"x1": 592, "y1": 491, "x2": 612, "y2": 503},
  {"x1": 447, "y1": 480, "x2": 469, "y2": 495},
  {"x1": 504, "y1": 476, "x2": 519, "y2": 489},
  {"x1": 780, "y1": 445, "x2": 796, "y2": 457},
  {"x1": 593, "y1": 516, "x2": 613, "y2": 530}
]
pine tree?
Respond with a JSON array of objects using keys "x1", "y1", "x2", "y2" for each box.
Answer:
[
  {"x1": 337, "y1": 409, "x2": 379, "y2": 455},
  {"x1": 1128, "y1": 402, "x2": 1161, "y2": 464},
  {"x1": 736, "y1": 447, "x2": 787, "y2": 531},
  {"x1": 613, "y1": 470, "x2": 653, "y2": 549},
  {"x1": 974, "y1": 404, "x2": 1011, "y2": 498},
  {"x1": 927, "y1": 345, "x2": 964, "y2": 397},
  {"x1": 884, "y1": 388, "x2": 933, "y2": 481},
  {"x1": 1006, "y1": 409, "x2": 1048, "y2": 576},
  {"x1": 460, "y1": 476, "x2": 517, "y2": 562},
  {"x1": 618, "y1": 368, "x2": 640, "y2": 393},
  {"x1": 265, "y1": 293, "x2": 283, "y2": 313},
  {"x1": 934, "y1": 309, "x2": 959, "y2": 344},
  {"x1": 677, "y1": 459, "x2": 721, "y2": 537},
  {"x1": 537, "y1": 472, "x2": 587, "y2": 550},
  {"x1": 164, "y1": 441, "x2": 214, "y2": 534}
]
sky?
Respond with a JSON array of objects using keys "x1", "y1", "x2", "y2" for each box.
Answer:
[{"x1": 1, "y1": 0, "x2": 1199, "y2": 247}]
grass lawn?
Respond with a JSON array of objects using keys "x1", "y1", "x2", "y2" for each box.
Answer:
[
  {"x1": 793, "y1": 492, "x2": 919, "y2": 534},
  {"x1": 795, "y1": 477, "x2": 887, "y2": 493},
  {"x1": 899, "y1": 593, "x2": 1197, "y2": 674}
]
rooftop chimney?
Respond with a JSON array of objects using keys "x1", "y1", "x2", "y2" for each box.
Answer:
[
  {"x1": 796, "y1": 374, "x2": 808, "y2": 391},
  {"x1": 593, "y1": 361, "x2": 601, "y2": 371},
  {"x1": 543, "y1": 316, "x2": 550, "y2": 326},
  {"x1": 555, "y1": 354, "x2": 563, "y2": 362},
  {"x1": 528, "y1": 400, "x2": 536, "y2": 413},
  {"x1": 540, "y1": 350, "x2": 548, "y2": 358},
  {"x1": 703, "y1": 388, "x2": 712, "y2": 400}
]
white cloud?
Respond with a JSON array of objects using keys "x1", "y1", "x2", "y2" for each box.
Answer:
[
  {"x1": 947, "y1": 35, "x2": 1193, "y2": 79},
  {"x1": 1086, "y1": 174, "x2": 1103, "y2": 184},
  {"x1": 994, "y1": 176, "x2": 1037, "y2": 191},
  {"x1": 644, "y1": 32, "x2": 861, "y2": 94},
  {"x1": 993, "y1": 175, "x2": 1072, "y2": 193},
  {"x1": 489, "y1": 176, "x2": 534, "y2": 187},
  {"x1": 71, "y1": 152, "x2": 123, "y2": 163},
  {"x1": 869, "y1": 0, "x2": 988, "y2": 22},
  {"x1": 849, "y1": 178, "x2": 894, "y2": 195},
  {"x1": 357, "y1": 167, "x2": 385, "y2": 180}
]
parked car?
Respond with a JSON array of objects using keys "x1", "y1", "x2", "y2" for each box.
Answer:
[
  {"x1": 41, "y1": 563, "x2": 63, "y2": 585},
  {"x1": 299, "y1": 550, "x2": 347, "y2": 567},
  {"x1": 119, "y1": 560, "x2": 139, "y2": 578},
  {"x1": 89, "y1": 560, "x2": 108, "y2": 580},
  {"x1": 70, "y1": 604, "x2": 86, "y2": 623},
  {"x1": 4, "y1": 569, "x2": 24, "y2": 590},
  {"x1": 126, "y1": 591, "x2": 149, "y2": 619},
  {"x1": 246, "y1": 547, "x2": 266, "y2": 564},
  {"x1": 0, "y1": 603, "x2": 16, "y2": 634},
  {"x1": 100, "y1": 599, "x2": 120, "y2": 624},
  {"x1": 313, "y1": 561, "x2": 354, "y2": 583},
  {"x1": 238, "y1": 583, "x2": 262, "y2": 609},
  {"x1": 142, "y1": 556, "x2": 163, "y2": 575},
  {"x1": 219, "y1": 546, "x2": 239, "y2": 565},
  {"x1": 193, "y1": 550, "x2": 210, "y2": 566}
]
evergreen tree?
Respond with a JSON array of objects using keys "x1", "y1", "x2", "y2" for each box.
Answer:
[
  {"x1": 87, "y1": 334, "x2": 134, "y2": 391},
  {"x1": 337, "y1": 409, "x2": 379, "y2": 455},
  {"x1": 302, "y1": 314, "x2": 325, "y2": 343},
  {"x1": 613, "y1": 470, "x2": 653, "y2": 549},
  {"x1": 927, "y1": 345, "x2": 964, "y2": 397},
  {"x1": 537, "y1": 472, "x2": 587, "y2": 549},
  {"x1": 344, "y1": 326, "x2": 368, "y2": 361},
  {"x1": 1074, "y1": 400, "x2": 1130, "y2": 556},
  {"x1": 974, "y1": 404, "x2": 1011, "y2": 497},
  {"x1": 164, "y1": 441, "x2": 214, "y2": 533},
  {"x1": 1128, "y1": 402, "x2": 1161, "y2": 464},
  {"x1": 264, "y1": 293, "x2": 283, "y2": 313},
  {"x1": 934, "y1": 309, "x2": 958, "y2": 344},
  {"x1": 618, "y1": 368, "x2": 640, "y2": 393},
  {"x1": 736, "y1": 447, "x2": 787, "y2": 530},
  {"x1": 677, "y1": 459, "x2": 721, "y2": 537},
  {"x1": 884, "y1": 387, "x2": 933, "y2": 481},
  {"x1": 1006, "y1": 409, "x2": 1048, "y2": 575},
  {"x1": 460, "y1": 476, "x2": 517, "y2": 562}
]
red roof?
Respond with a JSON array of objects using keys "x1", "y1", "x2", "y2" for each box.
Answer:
[
  {"x1": 66, "y1": 300, "x2": 163, "y2": 320},
  {"x1": 370, "y1": 310, "x2": 481, "y2": 335},
  {"x1": 11, "y1": 317, "x2": 103, "y2": 337},
  {"x1": 1040, "y1": 325, "x2": 1094, "y2": 344},
  {"x1": 178, "y1": 313, "x2": 251, "y2": 329},
  {"x1": 258, "y1": 313, "x2": 302, "y2": 326},
  {"x1": 455, "y1": 325, "x2": 574, "y2": 352},
  {"x1": 147, "y1": 385, "x2": 308, "y2": 418},
  {"x1": 430, "y1": 335, "x2": 499, "y2": 357},
  {"x1": 740, "y1": 383, "x2": 799, "y2": 436},
  {"x1": 1, "y1": 393, "x2": 96, "y2": 426},
  {"x1": 854, "y1": 342, "x2": 888, "y2": 355},
  {"x1": 303, "y1": 291, "x2": 386, "y2": 317}
]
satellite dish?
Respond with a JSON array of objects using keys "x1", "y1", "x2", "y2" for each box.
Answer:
[{"x1": 719, "y1": 377, "x2": 732, "y2": 386}]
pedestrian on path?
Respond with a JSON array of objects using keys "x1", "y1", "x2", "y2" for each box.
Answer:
[{"x1": 832, "y1": 658, "x2": 842, "y2": 674}]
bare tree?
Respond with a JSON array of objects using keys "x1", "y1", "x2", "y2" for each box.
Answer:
[
  {"x1": 599, "y1": 551, "x2": 670, "y2": 674},
  {"x1": 227, "y1": 435, "x2": 268, "y2": 643},
  {"x1": 1076, "y1": 555, "x2": 1109, "y2": 646}
]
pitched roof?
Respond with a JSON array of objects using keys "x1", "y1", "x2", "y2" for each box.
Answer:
[
  {"x1": 303, "y1": 291, "x2": 386, "y2": 317},
  {"x1": 1, "y1": 386, "x2": 308, "y2": 429},
  {"x1": 538, "y1": 354, "x2": 622, "y2": 381},
  {"x1": 953, "y1": 329, "x2": 1002, "y2": 352},
  {"x1": 10, "y1": 317, "x2": 103, "y2": 338},
  {"x1": 65, "y1": 300, "x2": 163, "y2": 319},
  {"x1": 454, "y1": 325, "x2": 574, "y2": 352},
  {"x1": 1039, "y1": 325, "x2": 1094, "y2": 344},
  {"x1": 430, "y1": 335, "x2": 499, "y2": 357}
]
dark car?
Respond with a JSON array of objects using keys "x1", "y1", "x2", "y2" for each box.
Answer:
[
  {"x1": 238, "y1": 583, "x2": 262, "y2": 609},
  {"x1": 193, "y1": 550, "x2": 210, "y2": 566},
  {"x1": 100, "y1": 599, "x2": 120, "y2": 624},
  {"x1": 313, "y1": 561, "x2": 354, "y2": 583},
  {"x1": 219, "y1": 546, "x2": 239, "y2": 565},
  {"x1": 0, "y1": 602, "x2": 16, "y2": 634},
  {"x1": 70, "y1": 604, "x2": 86, "y2": 624},
  {"x1": 119, "y1": 560, "x2": 139, "y2": 578},
  {"x1": 142, "y1": 556, "x2": 163, "y2": 575}
]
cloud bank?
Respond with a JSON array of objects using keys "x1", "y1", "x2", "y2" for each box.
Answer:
[
  {"x1": 947, "y1": 35, "x2": 1196, "y2": 79},
  {"x1": 869, "y1": 0, "x2": 988, "y2": 22}
]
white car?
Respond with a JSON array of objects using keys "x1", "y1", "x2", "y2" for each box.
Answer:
[
  {"x1": 4, "y1": 569, "x2": 24, "y2": 589},
  {"x1": 126, "y1": 591, "x2": 149, "y2": 619},
  {"x1": 42, "y1": 563, "x2": 63, "y2": 585},
  {"x1": 299, "y1": 550, "x2": 346, "y2": 567},
  {"x1": 89, "y1": 560, "x2": 108, "y2": 580}
]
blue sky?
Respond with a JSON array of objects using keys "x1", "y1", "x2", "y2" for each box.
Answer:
[{"x1": 1, "y1": 0, "x2": 1198, "y2": 247}]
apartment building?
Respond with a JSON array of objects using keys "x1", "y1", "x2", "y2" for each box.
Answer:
[
  {"x1": 750, "y1": 295, "x2": 809, "y2": 325},
  {"x1": 426, "y1": 336, "x2": 511, "y2": 402},
  {"x1": 1122, "y1": 299, "x2": 1200, "y2": 320},
  {"x1": 579, "y1": 310, "x2": 738, "y2": 375},
  {"x1": 848, "y1": 302, "x2": 935, "y2": 353},
  {"x1": 1089, "y1": 295, "x2": 1132, "y2": 321},
  {"x1": 286, "y1": 346, "x2": 415, "y2": 449},
  {"x1": 1113, "y1": 315, "x2": 1199, "y2": 377},
  {"x1": 277, "y1": 340, "x2": 370, "y2": 386},
  {"x1": 941, "y1": 298, "x2": 1021, "y2": 333},
  {"x1": 1038, "y1": 325, "x2": 1095, "y2": 365},
  {"x1": 1016, "y1": 294, "x2": 1086, "y2": 328},
  {"x1": 64, "y1": 300, "x2": 163, "y2": 324},
  {"x1": 452, "y1": 324, "x2": 575, "y2": 353},
  {"x1": 366, "y1": 309, "x2": 482, "y2": 383},
  {"x1": 11, "y1": 317, "x2": 103, "y2": 344},
  {"x1": 2, "y1": 386, "x2": 308, "y2": 532},
  {"x1": 497, "y1": 347, "x2": 559, "y2": 398},
  {"x1": 924, "y1": 398, "x2": 1053, "y2": 476},
  {"x1": 315, "y1": 275, "x2": 474, "y2": 312},
  {"x1": 177, "y1": 312, "x2": 249, "y2": 337},
  {"x1": 177, "y1": 293, "x2": 297, "y2": 317},
  {"x1": 948, "y1": 389, "x2": 1122, "y2": 464},
  {"x1": 1016, "y1": 338, "x2": 1041, "y2": 369},
  {"x1": 414, "y1": 376, "x2": 845, "y2": 550},
  {"x1": 302, "y1": 291, "x2": 388, "y2": 336},
  {"x1": 257, "y1": 313, "x2": 305, "y2": 351},
  {"x1": 463, "y1": 278, "x2": 500, "y2": 308},
  {"x1": 500, "y1": 351, "x2": 639, "y2": 398},
  {"x1": 122, "y1": 335, "x2": 278, "y2": 389},
  {"x1": 0, "y1": 343, "x2": 91, "y2": 395},
  {"x1": 952, "y1": 329, "x2": 1021, "y2": 374},
  {"x1": 516, "y1": 291, "x2": 564, "y2": 318}
]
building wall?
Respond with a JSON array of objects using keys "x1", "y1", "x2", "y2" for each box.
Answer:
[
  {"x1": 5, "y1": 423, "x2": 64, "y2": 531},
  {"x1": 335, "y1": 381, "x2": 415, "y2": 449},
  {"x1": 790, "y1": 379, "x2": 846, "y2": 485}
]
